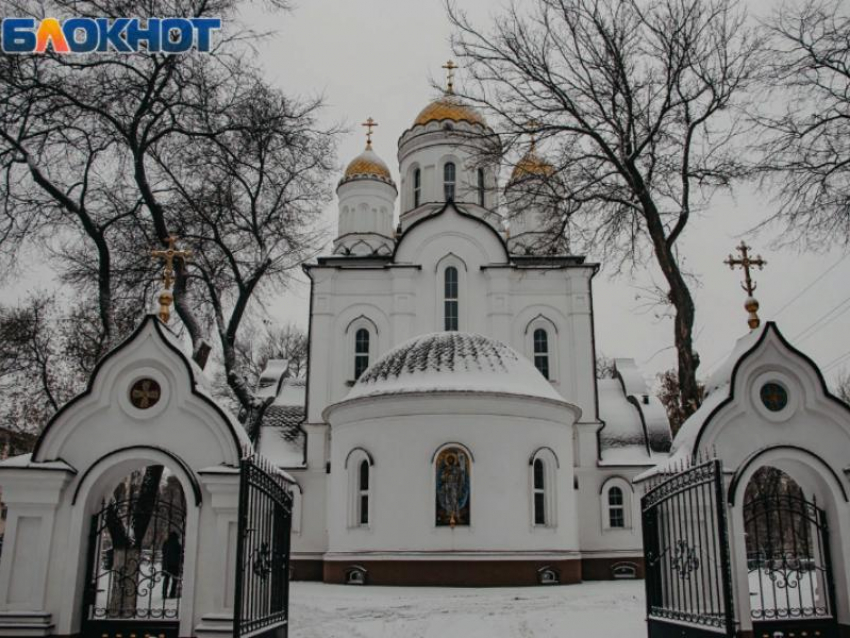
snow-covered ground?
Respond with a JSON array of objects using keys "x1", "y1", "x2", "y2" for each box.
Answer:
[{"x1": 289, "y1": 580, "x2": 647, "y2": 638}]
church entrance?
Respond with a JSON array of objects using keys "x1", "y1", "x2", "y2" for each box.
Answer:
[
  {"x1": 743, "y1": 467, "x2": 839, "y2": 638},
  {"x1": 80, "y1": 466, "x2": 186, "y2": 638}
]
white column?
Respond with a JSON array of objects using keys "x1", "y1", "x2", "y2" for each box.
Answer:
[
  {"x1": 194, "y1": 468, "x2": 241, "y2": 638},
  {"x1": 0, "y1": 465, "x2": 74, "y2": 637}
]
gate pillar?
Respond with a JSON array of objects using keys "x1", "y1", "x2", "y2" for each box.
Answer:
[
  {"x1": 0, "y1": 461, "x2": 74, "y2": 637},
  {"x1": 194, "y1": 468, "x2": 241, "y2": 638}
]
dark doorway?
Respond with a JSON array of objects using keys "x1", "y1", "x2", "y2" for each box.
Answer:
[
  {"x1": 744, "y1": 467, "x2": 839, "y2": 638},
  {"x1": 82, "y1": 467, "x2": 186, "y2": 638}
]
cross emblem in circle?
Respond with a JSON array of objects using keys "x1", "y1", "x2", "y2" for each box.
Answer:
[{"x1": 130, "y1": 378, "x2": 162, "y2": 410}]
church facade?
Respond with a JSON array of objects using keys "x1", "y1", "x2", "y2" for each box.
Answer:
[{"x1": 256, "y1": 87, "x2": 673, "y2": 586}]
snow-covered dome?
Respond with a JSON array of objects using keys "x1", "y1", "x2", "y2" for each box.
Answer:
[{"x1": 347, "y1": 332, "x2": 563, "y2": 402}]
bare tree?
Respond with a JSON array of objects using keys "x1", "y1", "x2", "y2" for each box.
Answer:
[
  {"x1": 754, "y1": 0, "x2": 850, "y2": 246},
  {"x1": 0, "y1": 294, "x2": 82, "y2": 435},
  {"x1": 213, "y1": 322, "x2": 308, "y2": 416},
  {"x1": 449, "y1": 0, "x2": 762, "y2": 418},
  {"x1": 0, "y1": 0, "x2": 337, "y2": 439}
]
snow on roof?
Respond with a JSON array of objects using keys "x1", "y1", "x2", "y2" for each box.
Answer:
[
  {"x1": 257, "y1": 377, "x2": 307, "y2": 468},
  {"x1": 704, "y1": 327, "x2": 763, "y2": 396},
  {"x1": 347, "y1": 332, "x2": 564, "y2": 403},
  {"x1": 598, "y1": 378, "x2": 652, "y2": 464},
  {"x1": 613, "y1": 359, "x2": 671, "y2": 454},
  {"x1": 0, "y1": 453, "x2": 74, "y2": 472},
  {"x1": 257, "y1": 359, "x2": 291, "y2": 399}
]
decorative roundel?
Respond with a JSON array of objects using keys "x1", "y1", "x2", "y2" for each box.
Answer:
[
  {"x1": 129, "y1": 378, "x2": 162, "y2": 410},
  {"x1": 760, "y1": 382, "x2": 788, "y2": 413}
]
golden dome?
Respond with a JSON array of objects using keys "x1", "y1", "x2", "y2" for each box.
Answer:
[
  {"x1": 413, "y1": 94, "x2": 486, "y2": 128},
  {"x1": 341, "y1": 146, "x2": 395, "y2": 186},
  {"x1": 509, "y1": 149, "x2": 556, "y2": 185}
]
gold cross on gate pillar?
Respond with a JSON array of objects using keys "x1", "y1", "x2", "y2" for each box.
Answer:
[
  {"x1": 442, "y1": 60, "x2": 458, "y2": 94},
  {"x1": 362, "y1": 117, "x2": 378, "y2": 149},
  {"x1": 151, "y1": 236, "x2": 192, "y2": 324},
  {"x1": 724, "y1": 241, "x2": 767, "y2": 330}
]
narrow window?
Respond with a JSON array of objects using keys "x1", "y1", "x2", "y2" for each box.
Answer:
[
  {"x1": 444, "y1": 162, "x2": 456, "y2": 201},
  {"x1": 477, "y1": 168, "x2": 485, "y2": 206},
  {"x1": 354, "y1": 328, "x2": 370, "y2": 380},
  {"x1": 414, "y1": 168, "x2": 422, "y2": 208},
  {"x1": 608, "y1": 486, "x2": 625, "y2": 528},
  {"x1": 533, "y1": 328, "x2": 550, "y2": 379},
  {"x1": 358, "y1": 460, "x2": 370, "y2": 525},
  {"x1": 533, "y1": 458, "x2": 546, "y2": 526},
  {"x1": 444, "y1": 267, "x2": 459, "y2": 331}
]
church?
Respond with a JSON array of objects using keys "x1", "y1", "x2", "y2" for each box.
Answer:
[{"x1": 255, "y1": 75, "x2": 673, "y2": 586}]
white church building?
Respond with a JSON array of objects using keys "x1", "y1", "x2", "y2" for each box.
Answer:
[{"x1": 256, "y1": 86, "x2": 673, "y2": 586}]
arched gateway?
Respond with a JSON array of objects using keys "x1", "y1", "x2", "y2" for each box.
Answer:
[
  {"x1": 0, "y1": 316, "x2": 293, "y2": 638},
  {"x1": 637, "y1": 323, "x2": 850, "y2": 638}
]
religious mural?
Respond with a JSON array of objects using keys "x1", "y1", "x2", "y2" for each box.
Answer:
[{"x1": 435, "y1": 447, "x2": 470, "y2": 526}]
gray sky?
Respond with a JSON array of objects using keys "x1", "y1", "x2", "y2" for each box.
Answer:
[{"x1": 236, "y1": 0, "x2": 850, "y2": 388}]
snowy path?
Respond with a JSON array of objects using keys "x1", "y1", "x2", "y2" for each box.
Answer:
[{"x1": 289, "y1": 580, "x2": 647, "y2": 638}]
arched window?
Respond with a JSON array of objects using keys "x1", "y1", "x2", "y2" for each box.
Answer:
[
  {"x1": 533, "y1": 458, "x2": 546, "y2": 525},
  {"x1": 414, "y1": 168, "x2": 422, "y2": 208},
  {"x1": 347, "y1": 449, "x2": 373, "y2": 528},
  {"x1": 354, "y1": 328, "x2": 370, "y2": 380},
  {"x1": 444, "y1": 267, "x2": 459, "y2": 331},
  {"x1": 477, "y1": 168, "x2": 485, "y2": 206},
  {"x1": 601, "y1": 477, "x2": 632, "y2": 530},
  {"x1": 530, "y1": 448, "x2": 558, "y2": 528},
  {"x1": 358, "y1": 460, "x2": 370, "y2": 525},
  {"x1": 435, "y1": 446, "x2": 471, "y2": 526},
  {"x1": 608, "y1": 487, "x2": 625, "y2": 528},
  {"x1": 533, "y1": 328, "x2": 550, "y2": 379},
  {"x1": 444, "y1": 162, "x2": 456, "y2": 201}
]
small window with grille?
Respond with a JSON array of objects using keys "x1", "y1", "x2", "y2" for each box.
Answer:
[
  {"x1": 354, "y1": 328, "x2": 370, "y2": 380},
  {"x1": 444, "y1": 267, "x2": 459, "y2": 331},
  {"x1": 444, "y1": 162, "x2": 456, "y2": 201}
]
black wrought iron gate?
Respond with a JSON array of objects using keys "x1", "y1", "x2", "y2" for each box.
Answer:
[
  {"x1": 234, "y1": 454, "x2": 293, "y2": 638},
  {"x1": 745, "y1": 493, "x2": 838, "y2": 638},
  {"x1": 82, "y1": 492, "x2": 185, "y2": 638},
  {"x1": 641, "y1": 459, "x2": 735, "y2": 638}
]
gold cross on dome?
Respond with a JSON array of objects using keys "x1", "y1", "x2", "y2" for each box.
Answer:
[
  {"x1": 151, "y1": 236, "x2": 192, "y2": 323},
  {"x1": 362, "y1": 117, "x2": 378, "y2": 149},
  {"x1": 724, "y1": 241, "x2": 767, "y2": 329},
  {"x1": 442, "y1": 59, "x2": 458, "y2": 94}
]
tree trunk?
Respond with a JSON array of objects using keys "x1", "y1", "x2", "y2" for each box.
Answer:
[
  {"x1": 637, "y1": 188, "x2": 702, "y2": 418},
  {"x1": 107, "y1": 547, "x2": 140, "y2": 618}
]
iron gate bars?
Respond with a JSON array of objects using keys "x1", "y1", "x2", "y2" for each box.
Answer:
[
  {"x1": 744, "y1": 493, "x2": 837, "y2": 625},
  {"x1": 84, "y1": 492, "x2": 186, "y2": 623},
  {"x1": 234, "y1": 454, "x2": 293, "y2": 638},
  {"x1": 641, "y1": 458, "x2": 735, "y2": 638}
]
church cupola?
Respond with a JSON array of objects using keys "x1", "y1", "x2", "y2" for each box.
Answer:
[
  {"x1": 334, "y1": 118, "x2": 397, "y2": 257},
  {"x1": 506, "y1": 137, "x2": 568, "y2": 255},
  {"x1": 397, "y1": 61, "x2": 501, "y2": 233}
]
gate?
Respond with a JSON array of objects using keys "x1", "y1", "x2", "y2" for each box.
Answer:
[
  {"x1": 82, "y1": 490, "x2": 185, "y2": 638},
  {"x1": 745, "y1": 493, "x2": 838, "y2": 638},
  {"x1": 234, "y1": 454, "x2": 293, "y2": 638},
  {"x1": 641, "y1": 458, "x2": 735, "y2": 638}
]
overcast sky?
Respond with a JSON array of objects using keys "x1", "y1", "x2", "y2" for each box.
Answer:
[{"x1": 232, "y1": 0, "x2": 850, "y2": 388}]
